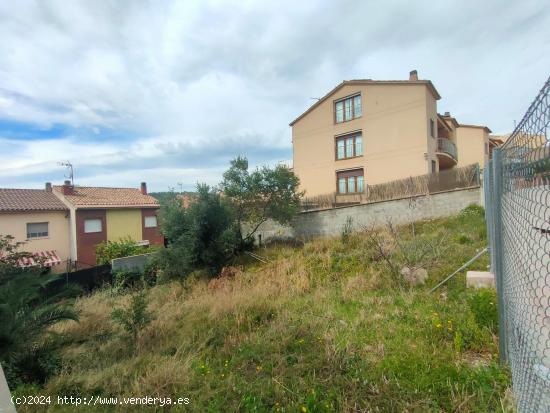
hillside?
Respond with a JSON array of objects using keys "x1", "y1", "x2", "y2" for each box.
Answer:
[{"x1": 14, "y1": 206, "x2": 512, "y2": 412}]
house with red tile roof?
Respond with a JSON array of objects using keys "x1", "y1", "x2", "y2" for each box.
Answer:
[
  {"x1": 53, "y1": 181, "x2": 163, "y2": 268},
  {"x1": 0, "y1": 185, "x2": 70, "y2": 272}
]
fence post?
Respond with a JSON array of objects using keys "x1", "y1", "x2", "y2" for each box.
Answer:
[{"x1": 491, "y1": 149, "x2": 508, "y2": 365}]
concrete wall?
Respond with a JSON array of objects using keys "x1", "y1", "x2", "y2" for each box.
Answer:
[
  {"x1": 292, "y1": 82, "x2": 436, "y2": 197},
  {"x1": 253, "y1": 187, "x2": 481, "y2": 243},
  {"x1": 0, "y1": 210, "x2": 70, "y2": 273},
  {"x1": 111, "y1": 253, "x2": 151, "y2": 273}
]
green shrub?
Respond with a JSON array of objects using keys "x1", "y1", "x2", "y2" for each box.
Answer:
[
  {"x1": 220, "y1": 156, "x2": 303, "y2": 248},
  {"x1": 95, "y1": 237, "x2": 147, "y2": 265},
  {"x1": 468, "y1": 288, "x2": 498, "y2": 333},
  {"x1": 112, "y1": 270, "x2": 143, "y2": 290},
  {"x1": 455, "y1": 233, "x2": 472, "y2": 244},
  {"x1": 341, "y1": 217, "x2": 353, "y2": 244},
  {"x1": 111, "y1": 291, "x2": 154, "y2": 346},
  {"x1": 0, "y1": 271, "x2": 79, "y2": 387},
  {"x1": 459, "y1": 204, "x2": 485, "y2": 218},
  {"x1": 157, "y1": 184, "x2": 238, "y2": 278}
]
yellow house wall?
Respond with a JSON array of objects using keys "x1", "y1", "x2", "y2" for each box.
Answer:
[
  {"x1": 456, "y1": 126, "x2": 489, "y2": 168},
  {"x1": 426, "y1": 89, "x2": 439, "y2": 172},
  {"x1": 106, "y1": 209, "x2": 142, "y2": 242},
  {"x1": 0, "y1": 211, "x2": 70, "y2": 273},
  {"x1": 292, "y1": 83, "x2": 434, "y2": 197}
]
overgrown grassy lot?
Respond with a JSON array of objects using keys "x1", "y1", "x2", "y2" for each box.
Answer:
[{"x1": 14, "y1": 206, "x2": 512, "y2": 412}]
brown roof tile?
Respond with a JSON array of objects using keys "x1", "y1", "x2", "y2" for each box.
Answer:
[
  {"x1": 53, "y1": 186, "x2": 159, "y2": 208},
  {"x1": 0, "y1": 189, "x2": 68, "y2": 212}
]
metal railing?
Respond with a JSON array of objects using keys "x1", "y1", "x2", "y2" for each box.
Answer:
[
  {"x1": 437, "y1": 137, "x2": 458, "y2": 161},
  {"x1": 485, "y1": 76, "x2": 550, "y2": 412}
]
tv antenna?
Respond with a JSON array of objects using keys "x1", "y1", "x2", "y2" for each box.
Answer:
[{"x1": 59, "y1": 161, "x2": 74, "y2": 185}]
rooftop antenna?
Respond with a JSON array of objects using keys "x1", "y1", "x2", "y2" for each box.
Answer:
[
  {"x1": 59, "y1": 161, "x2": 74, "y2": 185},
  {"x1": 310, "y1": 97, "x2": 321, "y2": 101}
]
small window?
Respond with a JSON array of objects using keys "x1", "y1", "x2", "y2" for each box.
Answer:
[
  {"x1": 348, "y1": 176, "x2": 356, "y2": 193},
  {"x1": 84, "y1": 218, "x2": 102, "y2": 233},
  {"x1": 27, "y1": 222, "x2": 48, "y2": 239},
  {"x1": 338, "y1": 178, "x2": 347, "y2": 194},
  {"x1": 335, "y1": 94, "x2": 361, "y2": 123},
  {"x1": 346, "y1": 137, "x2": 354, "y2": 157},
  {"x1": 144, "y1": 215, "x2": 158, "y2": 228},
  {"x1": 335, "y1": 132, "x2": 363, "y2": 160},
  {"x1": 355, "y1": 136, "x2": 363, "y2": 156},
  {"x1": 430, "y1": 119, "x2": 435, "y2": 138},
  {"x1": 431, "y1": 160, "x2": 437, "y2": 174},
  {"x1": 335, "y1": 101, "x2": 344, "y2": 123},
  {"x1": 337, "y1": 169, "x2": 364, "y2": 194},
  {"x1": 337, "y1": 140, "x2": 345, "y2": 159},
  {"x1": 353, "y1": 95, "x2": 362, "y2": 117},
  {"x1": 357, "y1": 175, "x2": 364, "y2": 193}
]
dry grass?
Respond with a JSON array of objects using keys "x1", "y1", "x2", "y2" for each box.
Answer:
[{"x1": 14, "y1": 208, "x2": 511, "y2": 413}]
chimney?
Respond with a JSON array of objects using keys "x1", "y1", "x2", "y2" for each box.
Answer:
[
  {"x1": 140, "y1": 182, "x2": 147, "y2": 195},
  {"x1": 63, "y1": 180, "x2": 74, "y2": 195},
  {"x1": 409, "y1": 70, "x2": 418, "y2": 81},
  {"x1": 45, "y1": 182, "x2": 52, "y2": 192}
]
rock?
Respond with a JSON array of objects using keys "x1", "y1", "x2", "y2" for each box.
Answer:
[
  {"x1": 400, "y1": 266, "x2": 428, "y2": 285},
  {"x1": 466, "y1": 271, "x2": 495, "y2": 289}
]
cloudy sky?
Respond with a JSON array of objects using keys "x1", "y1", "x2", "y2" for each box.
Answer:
[{"x1": 0, "y1": 0, "x2": 548, "y2": 191}]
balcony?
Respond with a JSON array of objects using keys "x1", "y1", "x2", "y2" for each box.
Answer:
[{"x1": 436, "y1": 138, "x2": 458, "y2": 169}]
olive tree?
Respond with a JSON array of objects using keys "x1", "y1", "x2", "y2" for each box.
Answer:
[{"x1": 220, "y1": 156, "x2": 303, "y2": 248}]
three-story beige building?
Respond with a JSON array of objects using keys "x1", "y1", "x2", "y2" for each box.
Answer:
[{"x1": 290, "y1": 70, "x2": 491, "y2": 197}]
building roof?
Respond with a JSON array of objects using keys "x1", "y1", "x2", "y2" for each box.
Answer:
[
  {"x1": 53, "y1": 186, "x2": 159, "y2": 209},
  {"x1": 437, "y1": 114, "x2": 453, "y2": 133},
  {"x1": 289, "y1": 79, "x2": 442, "y2": 126},
  {"x1": 439, "y1": 113, "x2": 460, "y2": 128},
  {"x1": 458, "y1": 124, "x2": 492, "y2": 133},
  {"x1": 0, "y1": 189, "x2": 68, "y2": 212},
  {"x1": 490, "y1": 133, "x2": 511, "y2": 142}
]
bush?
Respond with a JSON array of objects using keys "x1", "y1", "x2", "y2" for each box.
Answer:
[
  {"x1": 0, "y1": 271, "x2": 79, "y2": 387},
  {"x1": 459, "y1": 204, "x2": 485, "y2": 218},
  {"x1": 0, "y1": 235, "x2": 35, "y2": 284},
  {"x1": 112, "y1": 270, "x2": 144, "y2": 290},
  {"x1": 341, "y1": 217, "x2": 353, "y2": 244},
  {"x1": 157, "y1": 184, "x2": 238, "y2": 278},
  {"x1": 111, "y1": 291, "x2": 154, "y2": 348},
  {"x1": 95, "y1": 237, "x2": 147, "y2": 265},
  {"x1": 220, "y1": 156, "x2": 303, "y2": 248},
  {"x1": 468, "y1": 288, "x2": 498, "y2": 333}
]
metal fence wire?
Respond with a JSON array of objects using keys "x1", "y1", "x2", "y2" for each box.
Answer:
[{"x1": 485, "y1": 76, "x2": 550, "y2": 413}]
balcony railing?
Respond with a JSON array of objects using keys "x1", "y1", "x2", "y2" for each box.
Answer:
[{"x1": 437, "y1": 138, "x2": 457, "y2": 161}]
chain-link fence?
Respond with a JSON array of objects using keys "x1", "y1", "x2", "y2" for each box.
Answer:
[{"x1": 485, "y1": 76, "x2": 550, "y2": 412}]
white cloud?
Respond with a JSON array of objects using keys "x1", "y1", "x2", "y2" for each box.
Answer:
[{"x1": 0, "y1": 0, "x2": 549, "y2": 190}]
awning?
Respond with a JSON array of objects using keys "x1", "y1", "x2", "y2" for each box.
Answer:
[{"x1": 17, "y1": 250, "x2": 62, "y2": 268}]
